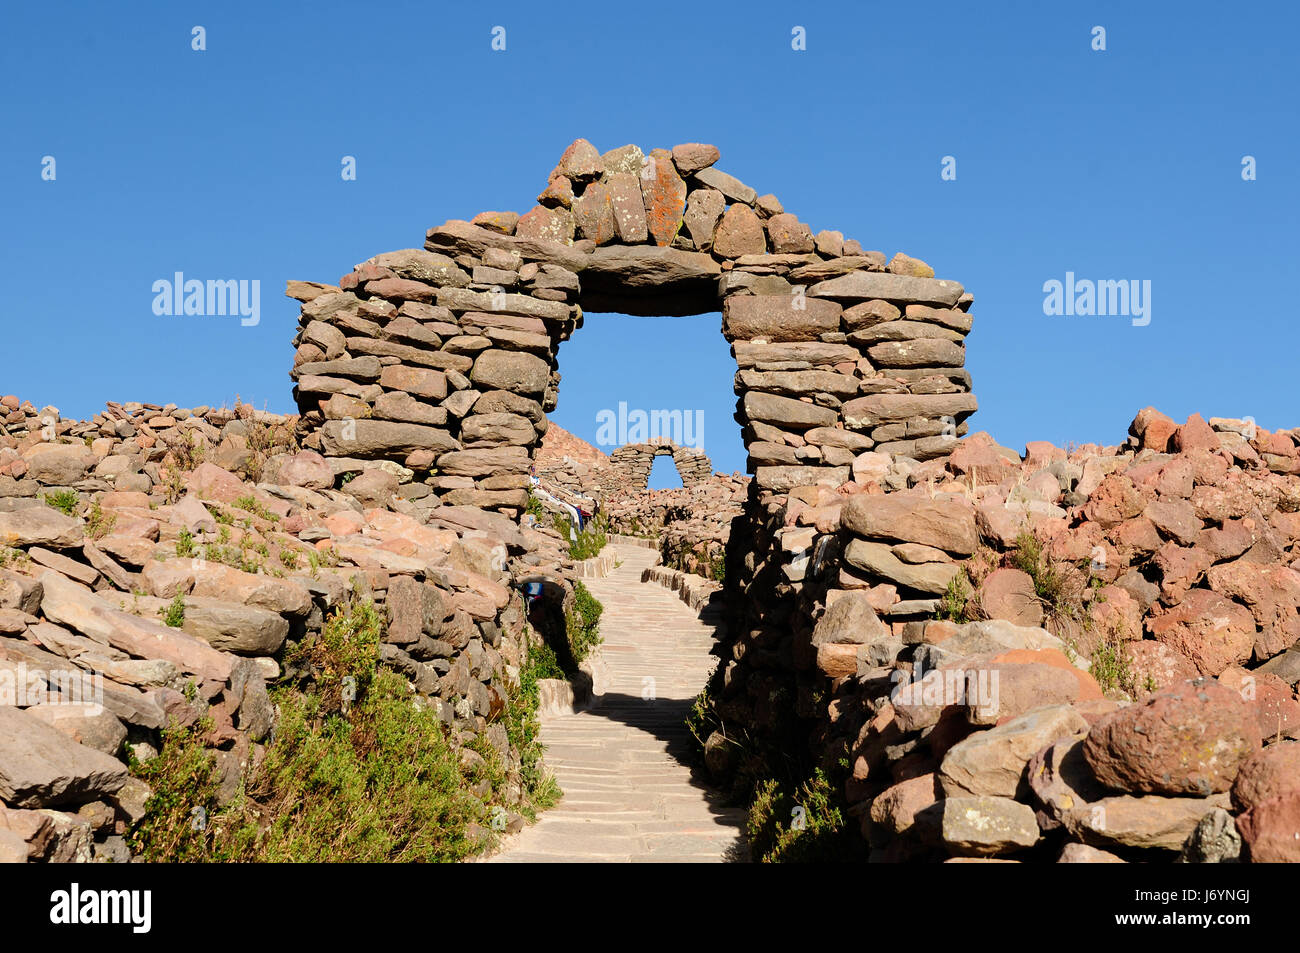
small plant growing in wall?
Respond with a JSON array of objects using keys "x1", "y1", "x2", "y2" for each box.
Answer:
[
  {"x1": 85, "y1": 501, "x2": 116, "y2": 540},
  {"x1": 566, "y1": 581, "x2": 604, "y2": 663},
  {"x1": 937, "y1": 567, "x2": 975, "y2": 623},
  {"x1": 160, "y1": 593, "x2": 186, "y2": 628},
  {"x1": 43, "y1": 489, "x2": 79, "y2": 516}
]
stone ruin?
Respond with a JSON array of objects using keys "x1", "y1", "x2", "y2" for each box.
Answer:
[
  {"x1": 286, "y1": 137, "x2": 977, "y2": 516},
  {"x1": 607, "y1": 440, "x2": 713, "y2": 491},
  {"x1": 11, "y1": 135, "x2": 1295, "y2": 865}
]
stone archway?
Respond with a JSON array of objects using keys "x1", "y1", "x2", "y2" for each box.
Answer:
[
  {"x1": 286, "y1": 137, "x2": 977, "y2": 514},
  {"x1": 609, "y1": 439, "x2": 713, "y2": 491}
]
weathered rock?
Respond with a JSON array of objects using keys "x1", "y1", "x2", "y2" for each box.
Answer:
[
  {"x1": 571, "y1": 182, "x2": 616, "y2": 244},
  {"x1": 869, "y1": 773, "x2": 940, "y2": 838},
  {"x1": 0, "y1": 508, "x2": 83, "y2": 549},
  {"x1": 321, "y1": 420, "x2": 459, "y2": 456},
  {"x1": 843, "y1": 540, "x2": 960, "y2": 595},
  {"x1": 841, "y1": 491, "x2": 977, "y2": 556},
  {"x1": 742, "y1": 392, "x2": 838, "y2": 430},
  {"x1": 940, "y1": 796, "x2": 1040, "y2": 856},
  {"x1": 939, "y1": 705, "x2": 1090, "y2": 798},
  {"x1": 1058, "y1": 842, "x2": 1125, "y2": 863},
  {"x1": 266, "y1": 450, "x2": 334, "y2": 490},
  {"x1": 1064, "y1": 793, "x2": 1231, "y2": 851},
  {"x1": 682, "y1": 188, "x2": 725, "y2": 251},
  {"x1": 670, "y1": 143, "x2": 720, "y2": 176},
  {"x1": 1083, "y1": 679, "x2": 1259, "y2": 796},
  {"x1": 1144, "y1": 591, "x2": 1256, "y2": 677},
  {"x1": 1231, "y1": 741, "x2": 1300, "y2": 813},
  {"x1": 40, "y1": 571, "x2": 236, "y2": 681},
  {"x1": 691, "y1": 166, "x2": 757, "y2": 205},
  {"x1": 1178, "y1": 808, "x2": 1242, "y2": 863},
  {"x1": 640, "y1": 149, "x2": 687, "y2": 246},
  {"x1": 810, "y1": 272, "x2": 964, "y2": 307},
  {"x1": 978, "y1": 568, "x2": 1044, "y2": 626},
  {"x1": 470, "y1": 351, "x2": 551, "y2": 395},
  {"x1": 182, "y1": 599, "x2": 290, "y2": 655},
  {"x1": 21, "y1": 704, "x2": 127, "y2": 757},
  {"x1": 712, "y1": 204, "x2": 766, "y2": 258},
  {"x1": 1236, "y1": 792, "x2": 1300, "y2": 862},
  {"x1": 23, "y1": 444, "x2": 96, "y2": 484},
  {"x1": 722, "y1": 294, "x2": 841, "y2": 343},
  {"x1": 0, "y1": 707, "x2": 128, "y2": 808}
]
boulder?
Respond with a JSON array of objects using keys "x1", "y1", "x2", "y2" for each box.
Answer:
[
  {"x1": 1082, "y1": 678, "x2": 1259, "y2": 795},
  {"x1": 939, "y1": 705, "x2": 1090, "y2": 797},
  {"x1": 39, "y1": 571, "x2": 236, "y2": 681},
  {"x1": 940, "y1": 796, "x2": 1040, "y2": 856},
  {"x1": 0, "y1": 706, "x2": 128, "y2": 808},
  {"x1": 841, "y1": 491, "x2": 977, "y2": 556},
  {"x1": 0, "y1": 508, "x2": 83, "y2": 549},
  {"x1": 1064, "y1": 793, "x2": 1231, "y2": 851}
]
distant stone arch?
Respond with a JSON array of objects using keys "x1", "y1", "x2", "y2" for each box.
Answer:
[
  {"x1": 609, "y1": 440, "x2": 713, "y2": 490},
  {"x1": 287, "y1": 137, "x2": 976, "y2": 516}
]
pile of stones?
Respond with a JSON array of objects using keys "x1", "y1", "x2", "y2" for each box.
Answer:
[
  {"x1": 701, "y1": 407, "x2": 1300, "y2": 861},
  {"x1": 0, "y1": 396, "x2": 572, "y2": 862}
]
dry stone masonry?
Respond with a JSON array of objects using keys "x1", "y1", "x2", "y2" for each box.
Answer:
[
  {"x1": 287, "y1": 137, "x2": 977, "y2": 515},
  {"x1": 608, "y1": 440, "x2": 713, "y2": 490},
  {"x1": 0, "y1": 396, "x2": 599, "y2": 861},
  {"x1": 11, "y1": 135, "x2": 1297, "y2": 865}
]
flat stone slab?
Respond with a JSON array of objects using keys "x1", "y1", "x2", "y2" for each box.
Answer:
[{"x1": 0, "y1": 706, "x2": 129, "y2": 808}]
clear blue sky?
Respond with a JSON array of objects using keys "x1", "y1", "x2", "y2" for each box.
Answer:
[{"x1": 3, "y1": 1, "x2": 1295, "y2": 489}]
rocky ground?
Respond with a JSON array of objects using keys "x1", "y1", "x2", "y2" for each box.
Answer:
[
  {"x1": 701, "y1": 407, "x2": 1300, "y2": 862},
  {"x1": 0, "y1": 395, "x2": 599, "y2": 862},
  {"x1": 6, "y1": 387, "x2": 1299, "y2": 862}
]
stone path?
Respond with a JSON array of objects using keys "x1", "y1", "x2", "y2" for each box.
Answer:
[{"x1": 490, "y1": 545, "x2": 748, "y2": 863}]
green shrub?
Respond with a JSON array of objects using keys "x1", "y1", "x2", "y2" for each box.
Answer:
[
  {"x1": 43, "y1": 490, "x2": 79, "y2": 516},
  {"x1": 160, "y1": 593, "x2": 185, "y2": 628},
  {"x1": 937, "y1": 567, "x2": 975, "y2": 622},
  {"x1": 510, "y1": 634, "x2": 564, "y2": 811},
  {"x1": 566, "y1": 582, "x2": 604, "y2": 663},
  {"x1": 129, "y1": 598, "x2": 543, "y2": 862},
  {"x1": 232, "y1": 494, "x2": 277, "y2": 522},
  {"x1": 745, "y1": 768, "x2": 862, "y2": 863},
  {"x1": 1090, "y1": 637, "x2": 1142, "y2": 697},
  {"x1": 125, "y1": 718, "x2": 221, "y2": 863},
  {"x1": 86, "y1": 502, "x2": 116, "y2": 540},
  {"x1": 175, "y1": 528, "x2": 196, "y2": 558},
  {"x1": 568, "y1": 515, "x2": 607, "y2": 561},
  {"x1": 1012, "y1": 531, "x2": 1072, "y2": 611}
]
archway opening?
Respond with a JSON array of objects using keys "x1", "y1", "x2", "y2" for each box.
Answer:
[
  {"x1": 548, "y1": 310, "x2": 742, "y2": 483},
  {"x1": 647, "y1": 453, "x2": 685, "y2": 490}
]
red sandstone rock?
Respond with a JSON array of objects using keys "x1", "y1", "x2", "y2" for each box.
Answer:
[
  {"x1": 1082, "y1": 678, "x2": 1260, "y2": 795},
  {"x1": 640, "y1": 148, "x2": 687, "y2": 247},
  {"x1": 1174, "y1": 413, "x2": 1220, "y2": 452},
  {"x1": 978, "y1": 568, "x2": 1043, "y2": 627},
  {"x1": 712, "y1": 204, "x2": 766, "y2": 258},
  {"x1": 1130, "y1": 407, "x2": 1178, "y2": 452},
  {"x1": 669, "y1": 142, "x2": 720, "y2": 176},
  {"x1": 1145, "y1": 589, "x2": 1256, "y2": 676},
  {"x1": 1237, "y1": 792, "x2": 1300, "y2": 862}
]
